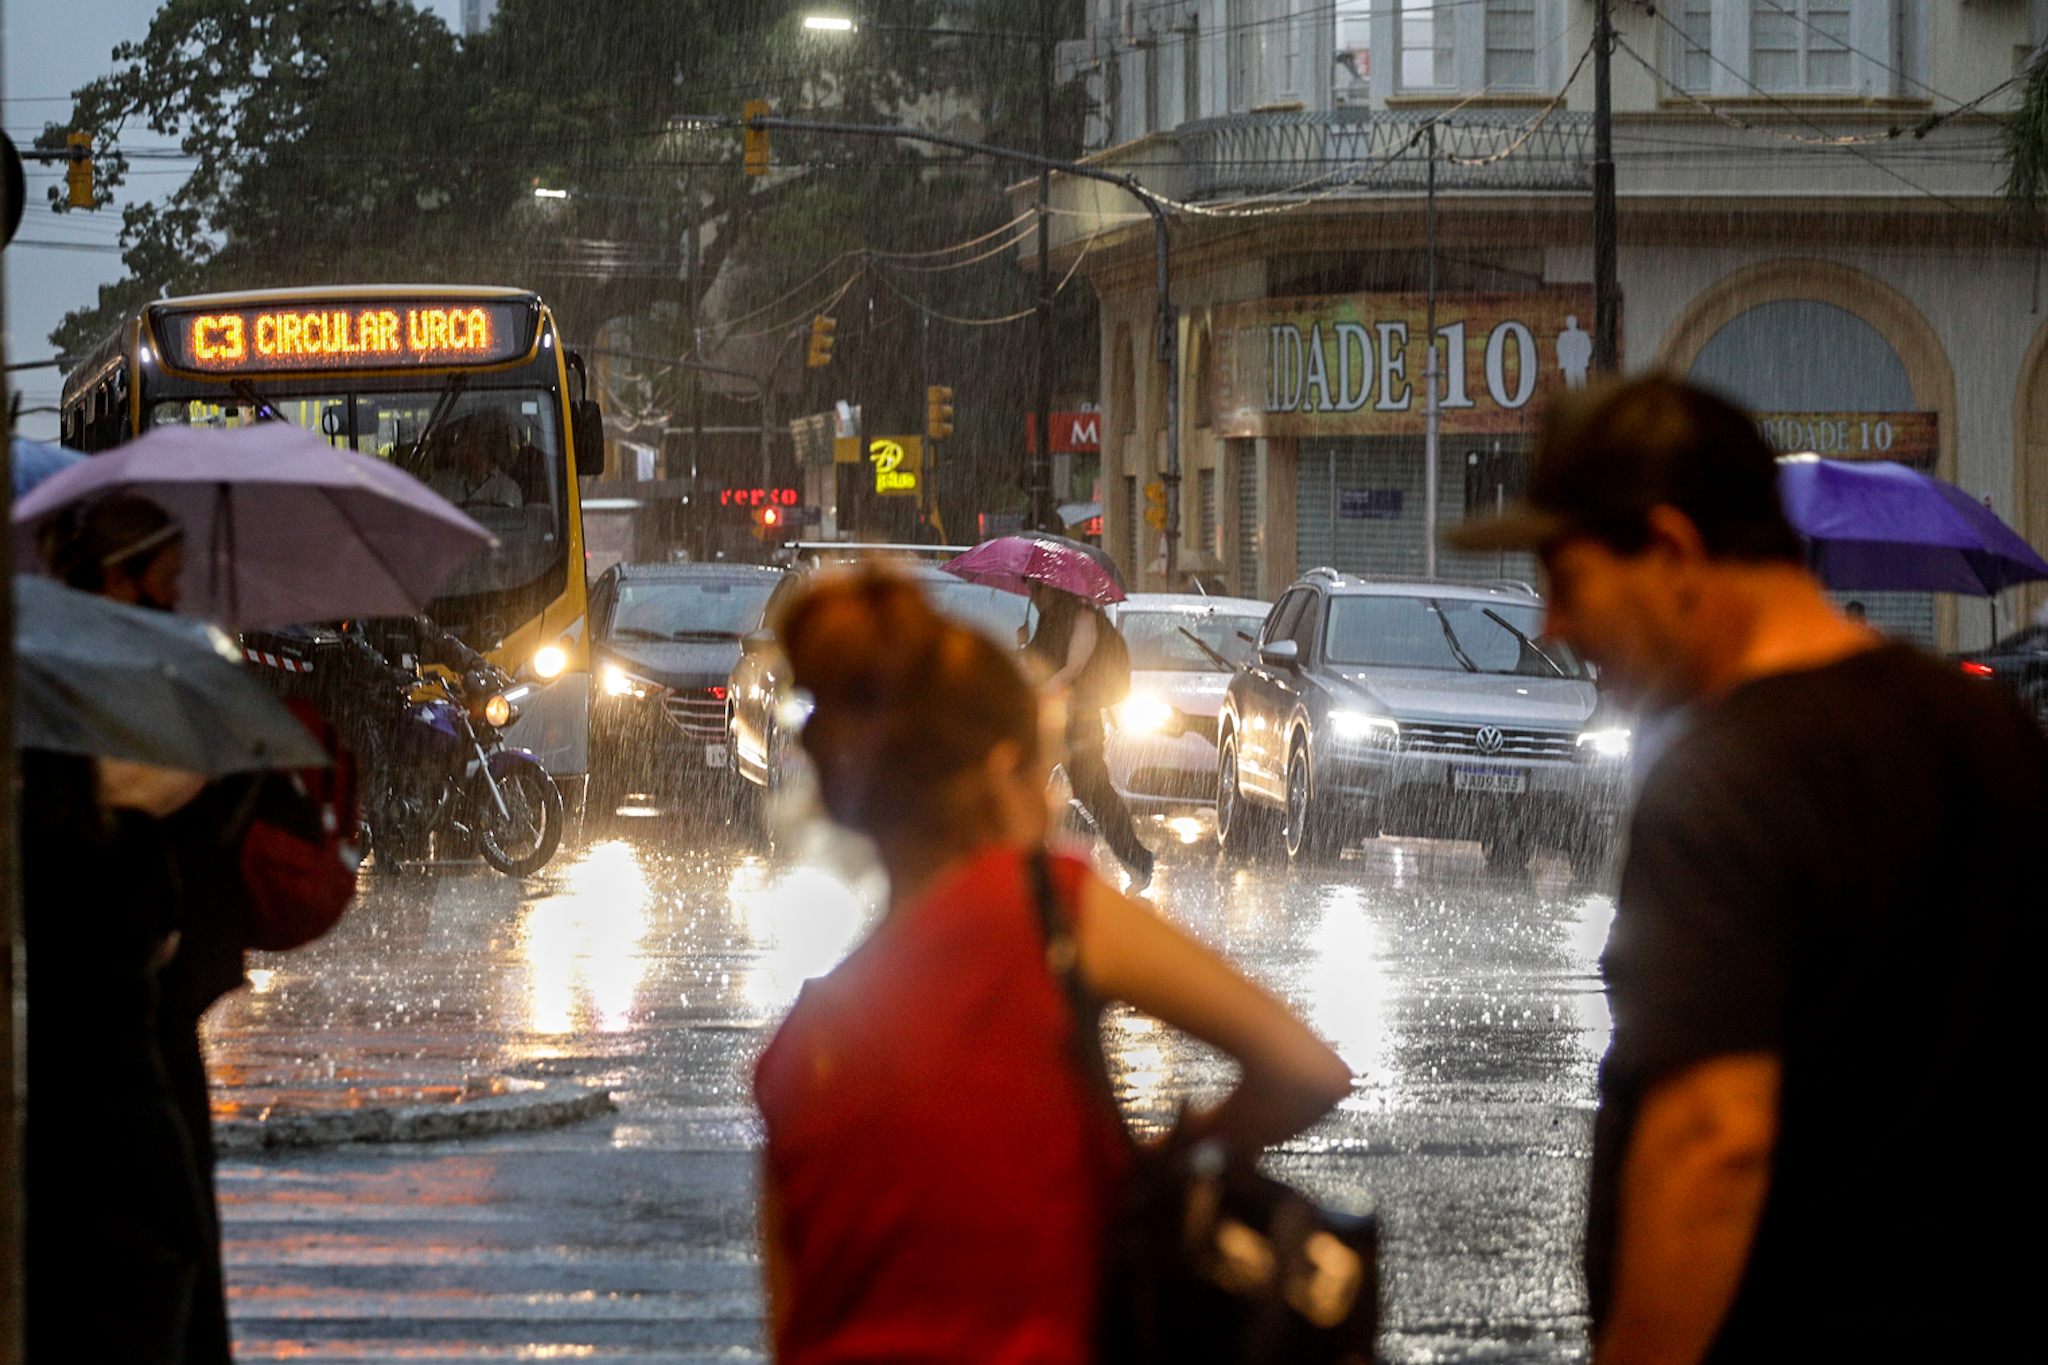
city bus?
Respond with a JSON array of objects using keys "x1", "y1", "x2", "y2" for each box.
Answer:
[{"x1": 58, "y1": 285, "x2": 606, "y2": 799}]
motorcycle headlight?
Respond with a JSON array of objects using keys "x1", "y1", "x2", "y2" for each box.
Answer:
[
  {"x1": 1576, "y1": 727, "x2": 1632, "y2": 760},
  {"x1": 1113, "y1": 693, "x2": 1183, "y2": 737},
  {"x1": 482, "y1": 694, "x2": 513, "y2": 728},
  {"x1": 532, "y1": 645, "x2": 568, "y2": 679}
]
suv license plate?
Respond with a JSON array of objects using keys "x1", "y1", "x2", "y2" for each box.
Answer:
[{"x1": 1453, "y1": 765, "x2": 1527, "y2": 795}]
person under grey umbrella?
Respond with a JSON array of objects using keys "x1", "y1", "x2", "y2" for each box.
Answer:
[
  {"x1": 1026, "y1": 579, "x2": 1155, "y2": 889},
  {"x1": 35, "y1": 491, "x2": 331, "y2": 1365}
]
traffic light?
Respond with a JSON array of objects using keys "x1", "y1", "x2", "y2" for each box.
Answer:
[
  {"x1": 751, "y1": 504, "x2": 785, "y2": 540},
  {"x1": 806, "y1": 314, "x2": 836, "y2": 369},
  {"x1": 65, "y1": 131, "x2": 93, "y2": 209},
  {"x1": 1143, "y1": 480, "x2": 1168, "y2": 530},
  {"x1": 925, "y1": 385, "x2": 954, "y2": 440},
  {"x1": 742, "y1": 101, "x2": 771, "y2": 177}
]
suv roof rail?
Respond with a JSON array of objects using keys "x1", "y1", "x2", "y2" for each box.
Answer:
[
  {"x1": 1302, "y1": 566, "x2": 1346, "y2": 584},
  {"x1": 1475, "y1": 578, "x2": 1540, "y2": 596}
]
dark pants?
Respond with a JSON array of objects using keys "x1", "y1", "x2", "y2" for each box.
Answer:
[
  {"x1": 1065, "y1": 722, "x2": 1153, "y2": 878},
  {"x1": 160, "y1": 1020, "x2": 234, "y2": 1365}
]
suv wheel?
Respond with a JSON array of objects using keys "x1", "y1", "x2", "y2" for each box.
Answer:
[
  {"x1": 1216, "y1": 735, "x2": 1272, "y2": 859},
  {"x1": 1284, "y1": 743, "x2": 1342, "y2": 864}
]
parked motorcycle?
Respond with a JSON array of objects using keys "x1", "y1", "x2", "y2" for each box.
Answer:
[{"x1": 343, "y1": 624, "x2": 564, "y2": 877}]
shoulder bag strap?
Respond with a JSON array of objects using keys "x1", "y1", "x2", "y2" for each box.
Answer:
[{"x1": 1028, "y1": 849, "x2": 1135, "y2": 1150}]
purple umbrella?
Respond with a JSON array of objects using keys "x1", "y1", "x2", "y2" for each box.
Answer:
[
  {"x1": 942, "y1": 532, "x2": 1127, "y2": 605},
  {"x1": 1776, "y1": 457, "x2": 2048, "y2": 597},
  {"x1": 12, "y1": 421, "x2": 492, "y2": 629}
]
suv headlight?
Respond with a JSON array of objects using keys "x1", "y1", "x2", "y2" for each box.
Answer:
[
  {"x1": 602, "y1": 665, "x2": 665, "y2": 701},
  {"x1": 1329, "y1": 710, "x2": 1399, "y2": 748},
  {"x1": 1112, "y1": 693, "x2": 1184, "y2": 737},
  {"x1": 1576, "y1": 727, "x2": 1632, "y2": 760}
]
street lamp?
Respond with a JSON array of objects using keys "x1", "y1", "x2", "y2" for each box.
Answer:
[{"x1": 802, "y1": 7, "x2": 1065, "y2": 535}]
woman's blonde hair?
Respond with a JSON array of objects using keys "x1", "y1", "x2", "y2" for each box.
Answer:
[{"x1": 778, "y1": 567, "x2": 1039, "y2": 839}]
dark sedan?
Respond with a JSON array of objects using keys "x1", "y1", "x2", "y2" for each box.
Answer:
[
  {"x1": 588, "y1": 562, "x2": 784, "y2": 813},
  {"x1": 1957, "y1": 622, "x2": 2048, "y2": 728}
]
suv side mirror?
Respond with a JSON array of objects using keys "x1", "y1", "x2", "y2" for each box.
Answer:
[
  {"x1": 1259, "y1": 638, "x2": 1300, "y2": 668},
  {"x1": 571, "y1": 399, "x2": 606, "y2": 477}
]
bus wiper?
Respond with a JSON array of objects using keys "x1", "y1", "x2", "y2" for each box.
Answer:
[
  {"x1": 401, "y1": 373, "x2": 470, "y2": 476},
  {"x1": 1481, "y1": 608, "x2": 1568, "y2": 678},
  {"x1": 1176, "y1": 625, "x2": 1234, "y2": 672},
  {"x1": 228, "y1": 380, "x2": 284, "y2": 424}
]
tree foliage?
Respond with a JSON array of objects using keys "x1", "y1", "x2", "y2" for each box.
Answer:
[{"x1": 2005, "y1": 46, "x2": 2048, "y2": 242}]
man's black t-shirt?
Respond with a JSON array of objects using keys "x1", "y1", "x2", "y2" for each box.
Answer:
[{"x1": 1587, "y1": 645, "x2": 2044, "y2": 1361}]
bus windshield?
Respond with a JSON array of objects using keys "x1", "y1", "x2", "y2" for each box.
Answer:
[{"x1": 150, "y1": 387, "x2": 565, "y2": 600}]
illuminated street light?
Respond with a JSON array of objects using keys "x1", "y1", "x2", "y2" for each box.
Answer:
[
  {"x1": 803, "y1": 15, "x2": 855, "y2": 31},
  {"x1": 532, "y1": 186, "x2": 569, "y2": 200}
]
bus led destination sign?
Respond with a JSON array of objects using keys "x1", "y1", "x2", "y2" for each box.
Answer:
[{"x1": 158, "y1": 301, "x2": 531, "y2": 374}]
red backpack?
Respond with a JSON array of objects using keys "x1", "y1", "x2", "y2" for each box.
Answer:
[{"x1": 238, "y1": 699, "x2": 363, "y2": 952}]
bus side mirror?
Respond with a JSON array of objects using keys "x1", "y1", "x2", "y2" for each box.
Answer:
[{"x1": 571, "y1": 400, "x2": 606, "y2": 477}]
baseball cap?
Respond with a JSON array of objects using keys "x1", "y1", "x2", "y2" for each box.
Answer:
[{"x1": 1447, "y1": 374, "x2": 1802, "y2": 562}]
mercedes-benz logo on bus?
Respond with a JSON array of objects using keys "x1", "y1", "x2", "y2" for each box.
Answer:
[{"x1": 1475, "y1": 726, "x2": 1506, "y2": 755}]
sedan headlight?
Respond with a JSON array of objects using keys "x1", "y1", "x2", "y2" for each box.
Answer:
[
  {"x1": 1112, "y1": 693, "x2": 1184, "y2": 737},
  {"x1": 1576, "y1": 726, "x2": 1632, "y2": 760},
  {"x1": 602, "y1": 665, "x2": 665, "y2": 701},
  {"x1": 1329, "y1": 710, "x2": 1399, "y2": 748}
]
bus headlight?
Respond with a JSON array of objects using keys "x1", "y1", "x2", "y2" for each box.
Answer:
[
  {"x1": 482, "y1": 694, "x2": 513, "y2": 728},
  {"x1": 533, "y1": 644, "x2": 568, "y2": 679}
]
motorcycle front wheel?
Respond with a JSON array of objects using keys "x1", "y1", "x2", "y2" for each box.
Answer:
[{"x1": 476, "y1": 764, "x2": 565, "y2": 877}]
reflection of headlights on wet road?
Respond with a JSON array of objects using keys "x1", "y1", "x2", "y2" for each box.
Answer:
[
  {"x1": 533, "y1": 645, "x2": 568, "y2": 679},
  {"x1": 1329, "y1": 710, "x2": 1399, "y2": 747},
  {"x1": 1113, "y1": 692, "x2": 1183, "y2": 736},
  {"x1": 1575, "y1": 727, "x2": 1632, "y2": 760},
  {"x1": 602, "y1": 665, "x2": 663, "y2": 701}
]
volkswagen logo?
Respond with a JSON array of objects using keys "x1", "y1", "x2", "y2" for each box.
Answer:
[{"x1": 1475, "y1": 725, "x2": 1506, "y2": 755}]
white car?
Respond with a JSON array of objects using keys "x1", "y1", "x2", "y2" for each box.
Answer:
[{"x1": 1104, "y1": 593, "x2": 1272, "y2": 808}]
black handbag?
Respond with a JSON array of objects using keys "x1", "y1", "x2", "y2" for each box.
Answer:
[{"x1": 1028, "y1": 853, "x2": 1380, "y2": 1365}]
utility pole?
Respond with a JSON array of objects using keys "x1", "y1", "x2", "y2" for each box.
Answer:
[
  {"x1": 1592, "y1": 0, "x2": 1620, "y2": 374},
  {"x1": 1424, "y1": 121, "x2": 1440, "y2": 581},
  {"x1": 1031, "y1": 0, "x2": 1058, "y2": 533}
]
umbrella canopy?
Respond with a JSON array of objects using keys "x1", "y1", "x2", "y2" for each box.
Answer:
[
  {"x1": 14, "y1": 575, "x2": 328, "y2": 776},
  {"x1": 11, "y1": 437, "x2": 83, "y2": 497},
  {"x1": 1776, "y1": 457, "x2": 2048, "y2": 597},
  {"x1": 12, "y1": 421, "x2": 492, "y2": 630},
  {"x1": 942, "y1": 531, "x2": 1127, "y2": 605}
]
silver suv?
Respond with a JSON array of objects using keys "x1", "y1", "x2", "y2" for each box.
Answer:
[{"x1": 1216, "y1": 570, "x2": 1630, "y2": 871}]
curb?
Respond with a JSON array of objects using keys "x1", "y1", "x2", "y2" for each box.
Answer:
[{"x1": 214, "y1": 1079, "x2": 616, "y2": 1153}]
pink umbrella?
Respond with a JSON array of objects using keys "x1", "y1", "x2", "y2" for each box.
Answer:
[
  {"x1": 13, "y1": 422, "x2": 492, "y2": 630},
  {"x1": 942, "y1": 532, "x2": 1127, "y2": 605}
]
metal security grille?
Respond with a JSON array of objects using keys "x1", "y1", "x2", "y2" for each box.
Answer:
[
  {"x1": 663, "y1": 689, "x2": 727, "y2": 741},
  {"x1": 1401, "y1": 722, "x2": 1576, "y2": 761},
  {"x1": 1180, "y1": 109, "x2": 1593, "y2": 202},
  {"x1": 1236, "y1": 443, "x2": 1260, "y2": 597},
  {"x1": 1199, "y1": 467, "x2": 1218, "y2": 560},
  {"x1": 1124, "y1": 474, "x2": 1139, "y2": 581}
]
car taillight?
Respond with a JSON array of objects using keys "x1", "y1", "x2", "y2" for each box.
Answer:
[
  {"x1": 708, "y1": 685, "x2": 729, "y2": 700},
  {"x1": 1961, "y1": 661, "x2": 1995, "y2": 677}
]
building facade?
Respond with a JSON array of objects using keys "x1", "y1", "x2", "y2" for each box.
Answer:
[{"x1": 1041, "y1": 0, "x2": 2048, "y2": 647}]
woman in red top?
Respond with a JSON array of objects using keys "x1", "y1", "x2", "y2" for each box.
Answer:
[{"x1": 753, "y1": 570, "x2": 1352, "y2": 1365}]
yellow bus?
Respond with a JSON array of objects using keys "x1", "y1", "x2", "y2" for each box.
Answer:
[{"x1": 59, "y1": 285, "x2": 606, "y2": 796}]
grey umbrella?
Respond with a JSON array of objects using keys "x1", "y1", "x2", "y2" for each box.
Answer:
[{"x1": 14, "y1": 575, "x2": 328, "y2": 776}]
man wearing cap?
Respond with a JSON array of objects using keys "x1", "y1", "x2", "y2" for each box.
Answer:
[{"x1": 1452, "y1": 376, "x2": 2041, "y2": 1364}]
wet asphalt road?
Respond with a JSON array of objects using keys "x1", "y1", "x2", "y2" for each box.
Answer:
[{"x1": 206, "y1": 801, "x2": 1615, "y2": 1364}]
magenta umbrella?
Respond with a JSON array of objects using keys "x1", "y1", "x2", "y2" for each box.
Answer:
[
  {"x1": 13, "y1": 421, "x2": 492, "y2": 630},
  {"x1": 942, "y1": 531, "x2": 1127, "y2": 605}
]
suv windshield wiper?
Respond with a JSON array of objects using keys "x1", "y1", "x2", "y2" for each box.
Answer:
[
  {"x1": 1480, "y1": 608, "x2": 1568, "y2": 678},
  {"x1": 1176, "y1": 625, "x2": 1235, "y2": 672},
  {"x1": 1428, "y1": 602, "x2": 1480, "y2": 672}
]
